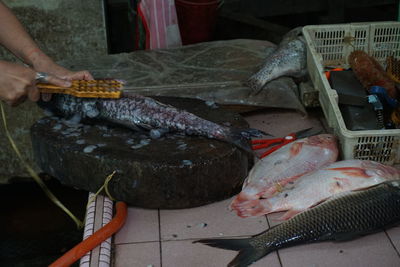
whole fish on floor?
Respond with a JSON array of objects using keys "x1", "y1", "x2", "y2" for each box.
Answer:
[
  {"x1": 195, "y1": 180, "x2": 400, "y2": 267},
  {"x1": 246, "y1": 27, "x2": 307, "y2": 94},
  {"x1": 230, "y1": 134, "x2": 338, "y2": 216},
  {"x1": 38, "y1": 94, "x2": 265, "y2": 152},
  {"x1": 236, "y1": 159, "x2": 400, "y2": 220}
]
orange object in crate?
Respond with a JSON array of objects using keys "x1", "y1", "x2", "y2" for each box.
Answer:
[
  {"x1": 324, "y1": 68, "x2": 345, "y2": 80},
  {"x1": 37, "y1": 79, "x2": 124, "y2": 98},
  {"x1": 387, "y1": 56, "x2": 400, "y2": 83}
]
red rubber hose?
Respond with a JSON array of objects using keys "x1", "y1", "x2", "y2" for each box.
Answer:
[{"x1": 49, "y1": 201, "x2": 128, "y2": 267}]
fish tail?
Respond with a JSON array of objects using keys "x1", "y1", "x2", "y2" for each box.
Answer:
[
  {"x1": 225, "y1": 128, "x2": 268, "y2": 154},
  {"x1": 194, "y1": 237, "x2": 269, "y2": 267}
]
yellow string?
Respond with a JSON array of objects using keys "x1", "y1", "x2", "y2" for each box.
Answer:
[
  {"x1": 82, "y1": 171, "x2": 116, "y2": 226},
  {"x1": 104, "y1": 172, "x2": 116, "y2": 201},
  {"x1": 274, "y1": 182, "x2": 284, "y2": 193},
  {"x1": 0, "y1": 102, "x2": 83, "y2": 229},
  {"x1": 86, "y1": 171, "x2": 116, "y2": 210}
]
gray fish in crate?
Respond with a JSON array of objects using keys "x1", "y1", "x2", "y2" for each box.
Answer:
[{"x1": 247, "y1": 27, "x2": 307, "y2": 94}]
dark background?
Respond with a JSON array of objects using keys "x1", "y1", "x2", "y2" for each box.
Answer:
[{"x1": 104, "y1": 0, "x2": 399, "y2": 54}]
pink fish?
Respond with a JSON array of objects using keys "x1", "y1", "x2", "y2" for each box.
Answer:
[
  {"x1": 230, "y1": 134, "x2": 338, "y2": 217},
  {"x1": 240, "y1": 159, "x2": 400, "y2": 220}
]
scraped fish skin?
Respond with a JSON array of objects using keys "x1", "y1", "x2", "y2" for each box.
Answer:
[
  {"x1": 196, "y1": 180, "x2": 400, "y2": 267},
  {"x1": 40, "y1": 94, "x2": 263, "y2": 151},
  {"x1": 99, "y1": 96, "x2": 228, "y2": 139},
  {"x1": 230, "y1": 134, "x2": 338, "y2": 217},
  {"x1": 246, "y1": 159, "x2": 400, "y2": 220},
  {"x1": 247, "y1": 28, "x2": 307, "y2": 94}
]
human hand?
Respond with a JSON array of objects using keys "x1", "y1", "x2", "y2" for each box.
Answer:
[
  {"x1": 0, "y1": 60, "x2": 40, "y2": 106},
  {"x1": 29, "y1": 51, "x2": 93, "y2": 101},
  {"x1": 0, "y1": 59, "x2": 93, "y2": 106},
  {"x1": 35, "y1": 66, "x2": 94, "y2": 102}
]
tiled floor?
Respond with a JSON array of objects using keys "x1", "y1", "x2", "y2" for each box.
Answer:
[{"x1": 112, "y1": 108, "x2": 400, "y2": 267}]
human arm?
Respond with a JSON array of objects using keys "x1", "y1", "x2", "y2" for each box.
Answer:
[
  {"x1": 0, "y1": 1, "x2": 92, "y2": 79},
  {"x1": 0, "y1": 1, "x2": 93, "y2": 105}
]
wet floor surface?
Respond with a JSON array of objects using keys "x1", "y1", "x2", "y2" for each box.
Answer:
[{"x1": 111, "y1": 108, "x2": 400, "y2": 267}]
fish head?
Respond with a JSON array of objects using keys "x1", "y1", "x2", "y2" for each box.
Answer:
[{"x1": 280, "y1": 27, "x2": 304, "y2": 45}]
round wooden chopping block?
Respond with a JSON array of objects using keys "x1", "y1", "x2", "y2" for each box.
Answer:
[{"x1": 31, "y1": 96, "x2": 252, "y2": 209}]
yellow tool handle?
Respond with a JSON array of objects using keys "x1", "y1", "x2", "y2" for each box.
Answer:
[
  {"x1": 37, "y1": 83, "x2": 70, "y2": 94},
  {"x1": 37, "y1": 83, "x2": 70, "y2": 90},
  {"x1": 36, "y1": 80, "x2": 123, "y2": 99}
]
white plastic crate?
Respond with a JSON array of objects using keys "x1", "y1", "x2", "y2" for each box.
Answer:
[{"x1": 303, "y1": 22, "x2": 400, "y2": 165}]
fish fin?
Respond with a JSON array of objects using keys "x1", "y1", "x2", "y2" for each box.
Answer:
[
  {"x1": 332, "y1": 231, "x2": 365, "y2": 242},
  {"x1": 334, "y1": 228, "x2": 385, "y2": 242},
  {"x1": 289, "y1": 142, "x2": 303, "y2": 158},
  {"x1": 228, "y1": 247, "x2": 268, "y2": 267},
  {"x1": 278, "y1": 209, "x2": 302, "y2": 221},
  {"x1": 194, "y1": 238, "x2": 269, "y2": 267},
  {"x1": 326, "y1": 167, "x2": 371, "y2": 178},
  {"x1": 232, "y1": 198, "x2": 274, "y2": 218},
  {"x1": 194, "y1": 238, "x2": 251, "y2": 251}
]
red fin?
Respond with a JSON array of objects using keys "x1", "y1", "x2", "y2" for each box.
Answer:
[
  {"x1": 232, "y1": 192, "x2": 257, "y2": 203},
  {"x1": 327, "y1": 167, "x2": 371, "y2": 178},
  {"x1": 289, "y1": 142, "x2": 303, "y2": 158}
]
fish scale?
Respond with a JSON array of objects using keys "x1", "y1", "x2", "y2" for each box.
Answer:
[{"x1": 196, "y1": 180, "x2": 400, "y2": 267}]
